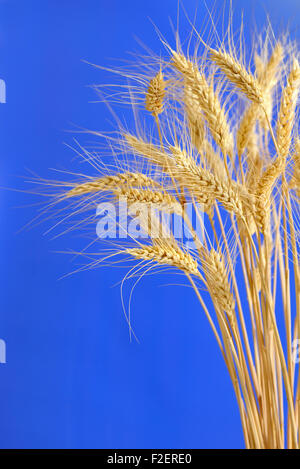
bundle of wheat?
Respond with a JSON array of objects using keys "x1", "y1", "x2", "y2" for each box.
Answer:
[{"x1": 41, "y1": 16, "x2": 300, "y2": 449}]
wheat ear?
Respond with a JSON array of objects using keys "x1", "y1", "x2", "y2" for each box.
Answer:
[
  {"x1": 258, "y1": 43, "x2": 284, "y2": 89},
  {"x1": 145, "y1": 71, "x2": 166, "y2": 117},
  {"x1": 114, "y1": 187, "x2": 182, "y2": 215},
  {"x1": 237, "y1": 104, "x2": 259, "y2": 158},
  {"x1": 171, "y1": 51, "x2": 233, "y2": 156},
  {"x1": 209, "y1": 48, "x2": 264, "y2": 105},
  {"x1": 184, "y1": 83, "x2": 206, "y2": 151},
  {"x1": 201, "y1": 247, "x2": 235, "y2": 316},
  {"x1": 259, "y1": 43, "x2": 284, "y2": 129},
  {"x1": 65, "y1": 172, "x2": 159, "y2": 198},
  {"x1": 255, "y1": 158, "x2": 284, "y2": 230},
  {"x1": 237, "y1": 43, "x2": 284, "y2": 156},
  {"x1": 171, "y1": 146, "x2": 252, "y2": 220},
  {"x1": 125, "y1": 244, "x2": 199, "y2": 275},
  {"x1": 276, "y1": 59, "x2": 300, "y2": 159}
]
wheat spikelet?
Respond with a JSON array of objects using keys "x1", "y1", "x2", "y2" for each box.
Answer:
[
  {"x1": 171, "y1": 51, "x2": 233, "y2": 156},
  {"x1": 210, "y1": 48, "x2": 264, "y2": 105},
  {"x1": 114, "y1": 187, "x2": 182, "y2": 215},
  {"x1": 65, "y1": 172, "x2": 159, "y2": 198},
  {"x1": 145, "y1": 71, "x2": 166, "y2": 117},
  {"x1": 201, "y1": 247, "x2": 235, "y2": 315},
  {"x1": 125, "y1": 244, "x2": 199, "y2": 275},
  {"x1": 276, "y1": 59, "x2": 300, "y2": 159}
]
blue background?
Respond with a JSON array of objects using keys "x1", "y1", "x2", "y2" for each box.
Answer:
[{"x1": 0, "y1": 0, "x2": 299, "y2": 449}]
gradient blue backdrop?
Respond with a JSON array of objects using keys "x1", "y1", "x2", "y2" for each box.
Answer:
[{"x1": 0, "y1": 0, "x2": 299, "y2": 449}]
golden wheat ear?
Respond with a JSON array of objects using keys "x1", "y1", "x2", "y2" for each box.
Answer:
[
  {"x1": 64, "y1": 172, "x2": 160, "y2": 198},
  {"x1": 125, "y1": 244, "x2": 199, "y2": 276},
  {"x1": 209, "y1": 48, "x2": 264, "y2": 105},
  {"x1": 200, "y1": 247, "x2": 235, "y2": 317},
  {"x1": 184, "y1": 83, "x2": 206, "y2": 152},
  {"x1": 113, "y1": 187, "x2": 182, "y2": 215},
  {"x1": 254, "y1": 157, "x2": 284, "y2": 231},
  {"x1": 276, "y1": 59, "x2": 300, "y2": 159},
  {"x1": 237, "y1": 42, "x2": 284, "y2": 158},
  {"x1": 170, "y1": 50, "x2": 233, "y2": 157},
  {"x1": 170, "y1": 146, "x2": 252, "y2": 220},
  {"x1": 145, "y1": 70, "x2": 166, "y2": 117}
]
